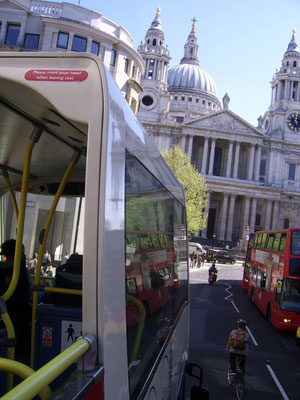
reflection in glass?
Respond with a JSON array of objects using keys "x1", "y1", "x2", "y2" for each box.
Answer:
[{"x1": 125, "y1": 150, "x2": 188, "y2": 399}]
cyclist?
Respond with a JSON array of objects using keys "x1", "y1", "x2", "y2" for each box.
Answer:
[{"x1": 226, "y1": 319, "x2": 249, "y2": 374}]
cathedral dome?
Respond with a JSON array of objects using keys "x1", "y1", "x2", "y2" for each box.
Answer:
[{"x1": 168, "y1": 63, "x2": 218, "y2": 97}]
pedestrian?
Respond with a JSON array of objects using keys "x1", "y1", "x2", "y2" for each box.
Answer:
[
  {"x1": 42, "y1": 250, "x2": 51, "y2": 272},
  {"x1": 61, "y1": 251, "x2": 70, "y2": 266},
  {"x1": 27, "y1": 252, "x2": 38, "y2": 274}
]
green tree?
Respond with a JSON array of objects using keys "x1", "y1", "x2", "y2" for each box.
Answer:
[{"x1": 162, "y1": 146, "x2": 208, "y2": 237}]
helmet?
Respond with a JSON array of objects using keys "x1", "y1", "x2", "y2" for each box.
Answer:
[{"x1": 237, "y1": 319, "x2": 247, "y2": 329}]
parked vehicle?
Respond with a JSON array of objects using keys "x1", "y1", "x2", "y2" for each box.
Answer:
[
  {"x1": 189, "y1": 242, "x2": 206, "y2": 256},
  {"x1": 215, "y1": 250, "x2": 237, "y2": 264}
]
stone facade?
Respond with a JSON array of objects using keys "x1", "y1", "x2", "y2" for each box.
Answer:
[{"x1": 137, "y1": 15, "x2": 300, "y2": 246}]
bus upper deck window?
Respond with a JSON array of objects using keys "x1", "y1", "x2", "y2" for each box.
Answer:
[
  {"x1": 273, "y1": 233, "x2": 281, "y2": 251},
  {"x1": 291, "y1": 231, "x2": 300, "y2": 255},
  {"x1": 279, "y1": 233, "x2": 287, "y2": 252},
  {"x1": 261, "y1": 233, "x2": 268, "y2": 248}
]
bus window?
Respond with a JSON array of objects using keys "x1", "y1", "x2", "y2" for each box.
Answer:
[
  {"x1": 291, "y1": 231, "x2": 300, "y2": 255},
  {"x1": 289, "y1": 259, "x2": 300, "y2": 277},
  {"x1": 273, "y1": 233, "x2": 281, "y2": 251},
  {"x1": 279, "y1": 233, "x2": 287, "y2": 252},
  {"x1": 139, "y1": 234, "x2": 151, "y2": 250},
  {"x1": 261, "y1": 233, "x2": 268, "y2": 248},
  {"x1": 281, "y1": 279, "x2": 300, "y2": 312},
  {"x1": 254, "y1": 233, "x2": 260, "y2": 248},
  {"x1": 267, "y1": 234, "x2": 275, "y2": 250},
  {"x1": 275, "y1": 280, "x2": 283, "y2": 304},
  {"x1": 252, "y1": 267, "x2": 257, "y2": 283},
  {"x1": 125, "y1": 150, "x2": 188, "y2": 398},
  {"x1": 257, "y1": 269, "x2": 262, "y2": 288},
  {"x1": 150, "y1": 233, "x2": 160, "y2": 249}
]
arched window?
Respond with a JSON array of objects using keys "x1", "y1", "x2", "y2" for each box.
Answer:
[
  {"x1": 284, "y1": 218, "x2": 289, "y2": 229},
  {"x1": 293, "y1": 61, "x2": 297, "y2": 67},
  {"x1": 153, "y1": 39, "x2": 156, "y2": 46}
]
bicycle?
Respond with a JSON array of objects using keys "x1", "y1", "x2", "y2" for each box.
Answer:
[{"x1": 227, "y1": 355, "x2": 245, "y2": 400}]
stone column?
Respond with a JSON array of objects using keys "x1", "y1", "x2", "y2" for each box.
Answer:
[
  {"x1": 265, "y1": 199, "x2": 272, "y2": 230},
  {"x1": 181, "y1": 135, "x2": 187, "y2": 153},
  {"x1": 268, "y1": 149, "x2": 274, "y2": 184},
  {"x1": 0, "y1": 21, "x2": 7, "y2": 43},
  {"x1": 233, "y1": 142, "x2": 240, "y2": 179},
  {"x1": 67, "y1": 32, "x2": 74, "y2": 51},
  {"x1": 219, "y1": 193, "x2": 229, "y2": 240},
  {"x1": 272, "y1": 201, "x2": 279, "y2": 230},
  {"x1": 254, "y1": 145, "x2": 262, "y2": 182},
  {"x1": 241, "y1": 196, "x2": 250, "y2": 236},
  {"x1": 201, "y1": 191, "x2": 211, "y2": 239},
  {"x1": 226, "y1": 194, "x2": 236, "y2": 241},
  {"x1": 249, "y1": 197, "x2": 257, "y2": 233},
  {"x1": 187, "y1": 136, "x2": 194, "y2": 160},
  {"x1": 208, "y1": 138, "x2": 216, "y2": 175},
  {"x1": 226, "y1": 141, "x2": 234, "y2": 177},
  {"x1": 247, "y1": 144, "x2": 255, "y2": 181},
  {"x1": 201, "y1": 137, "x2": 209, "y2": 175},
  {"x1": 86, "y1": 37, "x2": 93, "y2": 53}
]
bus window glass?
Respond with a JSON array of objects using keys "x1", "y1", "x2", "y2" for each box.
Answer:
[
  {"x1": 291, "y1": 231, "x2": 300, "y2": 255},
  {"x1": 273, "y1": 233, "x2": 281, "y2": 251},
  {"x1": 281, "y1": 279, "x2": 300, "y2": 312},
  {"x1": 289, "y1": 259, "x2": 300, "y2": 277},
  {"x1": 256, "y1": 233, "x2": 262, "y2": 248},
  {"x1": 261, "y1": 233, "x2": 268, "y2": 248},
  {"x1": 275, "y1": 280, "x2": 283, "y2": 304},
  {"x1": 267, "y1": 234, "x2": 275, "y2": 250},
  {"x1": 252, "y1": 268, "x2": 257, "y2": 283},
  {"x1": 257, "y1": 269, "x2": 262, "y2": 287},
  {"x1": 125, "y1": 150, "x2": 188, "y2": 398},
  {"x1": 279, "y1": 233, "x2": 287, "y2": 253}
]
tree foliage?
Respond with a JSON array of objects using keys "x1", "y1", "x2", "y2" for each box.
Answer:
[{"x1": 162, "y1": 146, "x2": 208, "y2": 237}]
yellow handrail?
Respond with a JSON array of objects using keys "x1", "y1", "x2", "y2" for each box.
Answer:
[
  {"x1": 127, "y1": 296, "x2": 146, "y2": 364},
  {"x1": 0, "y1": 358, "x2": 51, "y2": 400},
  {"x1": 31, "y1": 152, "x2": 81, "y2": 368},
  {"x1": 2, "y1": 138, "x2": 36, "y2": 304},
  {"x1": 1, "y1": 338, "x2": 89, "y2": 400},
  {"x1": 1, "y1": 308, "x2": 16, "y2": 392},
  {"x1": 1, "y1": 170, "x2": 19, "y2": 220}
]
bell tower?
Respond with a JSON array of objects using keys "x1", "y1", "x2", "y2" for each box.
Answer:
[
  {"x1": 262, "y1": 30, "x2": 300, "y2": 141},
  {"x1": 137, "y1": 8, "x2": 172, "y2": 122}
]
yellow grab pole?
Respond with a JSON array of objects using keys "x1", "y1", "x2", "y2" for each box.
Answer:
[
  {"x1": 2, "y1": 338, "x2": 89, "y2": 400},
  {"x1": 0, "y1": 304, "x2": 16, "y2": 391},
  {"x1": 127, "y1": 296, "x2": 146, "y2": 364},
  {"x1": 1, "y1": 169, "x2": 19, "y2": 220},
  {"x1": 0, "y1": 358, "x2": 51, "y2": 400},
  {"x1": 2, "y1": 138, "x2": 37, "y2": 303},
  {"x1": 31, "y1": 152, "x2": 81, "y2": 368}
]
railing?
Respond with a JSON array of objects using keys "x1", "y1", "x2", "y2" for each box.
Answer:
[{"x1": 30, "y1": 1, "x2": 62, "y2": 16}]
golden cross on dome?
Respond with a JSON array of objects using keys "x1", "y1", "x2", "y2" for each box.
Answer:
[
  {"x1": 292, "y1": 28, "x2": 296, "y2": 40},
  {"x1": 156, "y1": 7, "x2": 161, "y2": 18},
  {"x1": 191, "y1": 17, "x2": 197, "y2": 32}
]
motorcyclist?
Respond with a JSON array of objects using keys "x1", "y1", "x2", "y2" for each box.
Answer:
[{"x1": 208, "y1": 261, "x2": 218, "y2": 282}]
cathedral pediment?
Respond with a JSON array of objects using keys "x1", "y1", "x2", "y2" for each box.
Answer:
[
  {"x1": 0, "y1": 0, "x2": 30, "y2": 12},
  {"x1": 184, "y1": 110, "x2": 265, "y2": 137}
]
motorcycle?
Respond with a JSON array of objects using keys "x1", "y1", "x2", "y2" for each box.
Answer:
[{"x1": 208, "y1": 271, "x2": 217, "y2": 285}]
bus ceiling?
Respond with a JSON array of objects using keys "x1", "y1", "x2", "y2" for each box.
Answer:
[{"x1": 0, "y1": 76, "x2": 88, "y2": 197}]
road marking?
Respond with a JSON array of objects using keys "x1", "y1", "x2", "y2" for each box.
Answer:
[
  {"x1": 224, "y1": 283, "x2": 233, "y2": 300},
  {"x1": 230, "y1": 300, "x2": 240, "y2": 313},
  {"x1": 266, "y1": 364, "x2": 289, "y2": 400},
  {"x1": 246, "y1": 326, "x2": 258, "y2": 346}
]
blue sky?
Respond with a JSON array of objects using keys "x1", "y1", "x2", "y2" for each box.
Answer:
[{"x1": 74, "y1": 0, "x2": 300, "y2": 127}]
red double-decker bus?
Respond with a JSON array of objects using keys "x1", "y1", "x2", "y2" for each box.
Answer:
[
  {"x1": 247, "y1": 229, "x2": 300, "y2": 331},
  {"x1": 242, "y1": 233, "x2": 254, "y2": 290}
]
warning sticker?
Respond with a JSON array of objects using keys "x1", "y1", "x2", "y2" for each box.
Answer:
[
  {"x1": 42, "y1": 327, "x2": 53, "y2": 347},
  {"x1": 61, "y1": 320, "x2": 82, "y2": 352},
  {"x1": 25, "y1": 69, "x2": 88, "y2": 82}
]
